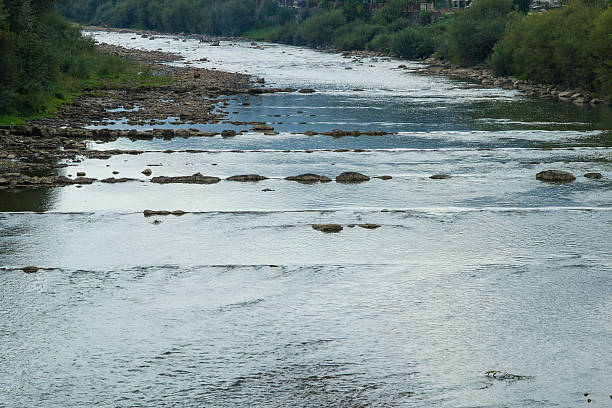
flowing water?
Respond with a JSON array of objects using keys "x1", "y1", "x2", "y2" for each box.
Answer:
[{"x1": 1, "y1": 32, "x2": 611, "y2": 407}]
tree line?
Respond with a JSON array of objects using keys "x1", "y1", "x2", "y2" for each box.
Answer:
[{"x1": 59, "y1": 0, "x2": 611, "y2": 99}]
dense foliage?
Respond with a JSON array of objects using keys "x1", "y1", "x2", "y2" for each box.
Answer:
[
  {"x1": 490, "y1": 0, "x2": 612, "y2": 98},
  {"x1": 0, "y1": 0, "x2": 131, "y2": 118}
]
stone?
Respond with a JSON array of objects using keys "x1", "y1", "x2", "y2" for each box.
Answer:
[
  {"x1": 151, "y1": 173, "x2": 220, "y2": 184},
  {"x1": 298, "y1": 89, "x2": 316, "y2": 93},
  {"x1": 221, "y1": 130, "x2": 236, "y2": 137},
  {"x1": 142, "y1": 169, "x2": 152, "y2": 176},
  {"x1": 584, "y1": 172, "x2": 603, "y2": 179},
  {"x1": 374, "y1": 175, "x2": 392, "y2": 180},
  {"x1": 76, "y1": 171, "x2": 86, "y2": 177},
  {"x1": 100, "y1": 177, "x2": 135, "y2": 183},
  {"x1": 143, "y1": 210, "x2": 171, "y2": 216},
  {"x1": 536, "y1": 170, "x2": 576, "y2": 182},
  {"x1": 285, "y1": 173, "x2": 332, "y2": 184},
  {"x1": 226, "y1": 174, "x2": 268, "y2": 182},
  {"x1": 429, "y1": 174, "x2": 452, "y2": 179},
  {"x1": 358, "y1": 224, "x2": 381, "y2": 229},
  {"x1": 251, "y1": 125, "x2": 274, "y2": 132},
  {"x1": 312, "y1": 224, "x2": 343, "y2": 233},
  {"x1": 336, "y1": 171, "x2": 370, "y2": 183},
  {"x1": 22, "y1": 266, "x2": 39, "y2": 274}
]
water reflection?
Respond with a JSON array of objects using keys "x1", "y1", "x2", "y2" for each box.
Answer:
[{"x1": 0, "y1": 187, "x2": 59, "y2": 212}]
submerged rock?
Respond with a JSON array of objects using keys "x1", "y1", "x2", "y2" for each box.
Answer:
[
  {"x1": 485, "y1": 370, "x2": 534, "y2": 381},
  {"x1": 374, "y1": 175, "x2": 392, "y2": 180},
  {"x1": 100, "y1": 177, "x2": 136, "y2": 183},
  {"x1": 312, "y1": 224, "x2": 343, "y2": 233},
  {"x1": 298, "y1": 88, "x2": 316, "y2": 94},
  {"x1": 22, "y1": 266, "x2": 39, "y2": 274},
  {"x1": 536, "y1": 170, "x2": 576, "y2": 182},
  {"x1": 150, "y1": 172, "x2": 220, "y2": 184},
  {"x1": 226, "y1": 174, "x2": 268, "y2": 182},
  {"x1": 285, "y1": 173, "x2": 332, "y2": 184},
  {"x1": 143, "y1": 210, "x2": 186, "y2": 216},
  {"x1": 429, "y1": 174, "x2": 452, "y2": 179},
  {"x1": 336, "y1": 171, "x2": 370, "y2": 183},
  {"x1": 141, "y1": 168, "x2": 152, "y2": 176},
  {"x1": 584, "y1": 172, "x2": 603, "y2": 179}
]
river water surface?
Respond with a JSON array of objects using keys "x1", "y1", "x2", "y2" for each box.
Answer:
[{"x1": 1, "y1": 32, "x2": 611, "y2": 407}]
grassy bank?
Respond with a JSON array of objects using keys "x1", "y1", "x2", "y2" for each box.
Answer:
[{"x1": 0, "y1": 0, "x2": 175, "y2": 126}]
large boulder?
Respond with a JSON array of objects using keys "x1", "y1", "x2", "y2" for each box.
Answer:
[
  {"x1": 536, "y1": 170, "x2": 576, "y2": 182},
  {"x1": 336, "y1": 172, "x2": 370, "y2": 183}
]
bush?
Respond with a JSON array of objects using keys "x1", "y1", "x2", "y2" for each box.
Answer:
[
  {"x1": 444, "y1": 0, "x2": 518, "y2": 65},
  {"x1": 390, "y1": 26, "x2": 435, "y2": 58},
  {"x1": 489, "y1": 0, "x2": 605, "y2": 93},
  {"x1": 332, "y1": 21, "x2": 382, "y2": 50},
  {"x1": 295, "y1": 10, "x2": 346, "y2": 47}
]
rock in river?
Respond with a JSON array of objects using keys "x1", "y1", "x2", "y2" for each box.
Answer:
[
  {"x1": 226, "y1": 174, "x2": 268, "y2": 182},
  {"x1": 151, "y1": 172, "x2": 220, "y2": 184},
  {"x1": 142, "y1": 168, "x2": 152, "y2": 176},
  {"x1": 285, "y1": 173, "x2": 332, "y2": 184},
  {"x1": 536, "y1": 170, "x2": 576, "y2": 182},
  {"x1": 358, "y1": 224, "x2": 381, "y2": 229},
  {"x1": 22, "y1": 266, "x2": 39, "y2": 274},
  {"x1": 336, "y1": 172, "x2": 370, "y2": 183},
  {"x1": 429, "y1": 174, "x2": 451, "y2": 179},
  {"x1": 312, "y1": 224, "x2": 343, "y2": 233},
  {"x1": 584, "y1": 172, "x2": 603, "y2": 179}
]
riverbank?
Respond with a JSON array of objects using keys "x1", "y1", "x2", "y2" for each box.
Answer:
[{"x1": 422, "y1": 58, "x2": 609, "y2": 106}]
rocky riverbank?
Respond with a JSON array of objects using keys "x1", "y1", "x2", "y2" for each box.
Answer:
[{"x1": 422, "y1": 58, "x2": 608, "y2": 106}]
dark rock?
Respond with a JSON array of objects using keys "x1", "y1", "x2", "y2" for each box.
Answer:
[
  {"x1": 285, "y1": 173, "x2": 332, "y2": 184},
  {"x1": 336, "y1": 171, "x2": 370, "y2": 183},
  {"x1": 374, "y1": 175, "x2": 392, "y2": 180},
  {"x1": 142, "y1": 169, "x2": 153, "y2": 176},
  {"x1": 76, "y1": 171, "x2": 86, "y2": 177},
  {"x1": 226, "y1": 174, "x2": 268, "y2": 182},
  {"x1": 221, "y1": 130, "x2": 236, "y2": 137},
  {"x1": 358, "y1": 224, "x2": 381, "y2": 229},
  {"x1": 312, "y1": 224, "x2": 343, "y2": 233},
  {"x1": 584, "y1": 172, "x2": 603, "y2": 179},
  {"x1": 22, "y1": 266, "x2": 39, "y2": 274},
  {"x1": 429, "y1": 174, "x2": 452, "y2": 179},
  {"x1": 536, "y1": 170, "x2": 576, "y2": 182},
  {"x1": 100, "y1": 177, "x2": 135, "y2": 183},
  {"x1": 151, "y1": 172, "x2": 220, "y2": 184},
  {"x1": 143, "y1": 210, "x2": 171, "y2": 216},
  {"x1": 298, "y1": 89, "x2": 316, "y2": 93}
]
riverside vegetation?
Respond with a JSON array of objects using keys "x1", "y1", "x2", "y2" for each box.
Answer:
[
  {"x1": 60, "y1": 0, "x2": 612, "y2": 101},
  {"x1": 0, "y1": 0, "x2": 178, "y2": 124}
]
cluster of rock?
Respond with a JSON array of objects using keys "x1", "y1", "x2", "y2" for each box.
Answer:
[
  {"x1": 0, "y1": 173, "x2": 96, "y2": 188},
  {"x1": 536, "y1": 170, "x2": 603, "y2": 182},
  {"x1": 424, "y1": 58, "x2": 607, "y2": 106}
]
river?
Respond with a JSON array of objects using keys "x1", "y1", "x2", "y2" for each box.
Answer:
[{"x1": 0, "y1": 31, "x2": 611, "y2": 407}]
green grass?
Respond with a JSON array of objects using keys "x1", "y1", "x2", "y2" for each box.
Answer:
[
  {"x1": 242, "y1": 25, "x2": 281, "y2": 40},
  {"x1": 0, "y1": 63, "x2": 173, "y2": 126}
]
